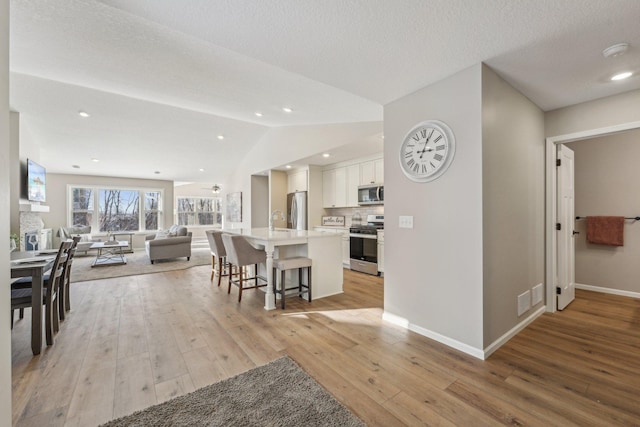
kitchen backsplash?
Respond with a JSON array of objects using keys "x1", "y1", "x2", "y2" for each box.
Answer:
[{"x1": 323, "y1": 206, "x2": 384, "y2": 227}]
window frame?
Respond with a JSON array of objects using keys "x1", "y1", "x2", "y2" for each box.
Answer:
[
  {"x1": 67, "y1": 185, "x2": 164, "y2": 233},
  {"x1": 175, "y1": 196, "x2": 222, "y2": 227}
]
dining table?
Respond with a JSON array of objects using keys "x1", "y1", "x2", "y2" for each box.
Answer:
[{"x1": 10, "y1": 250, "x2": 58, "y2": 355}]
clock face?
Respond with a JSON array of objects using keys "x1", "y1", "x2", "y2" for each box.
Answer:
[{"x1": 399, "y1": 120, "x2": 455, "y2": 182}]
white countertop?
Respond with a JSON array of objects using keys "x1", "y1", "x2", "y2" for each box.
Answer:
[{"x1": 221, "y1": 227, "x2": 338, "y2": 241}]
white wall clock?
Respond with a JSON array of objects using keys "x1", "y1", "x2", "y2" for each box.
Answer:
[{"x1": 399, "y1": 120, "x2": 456, "y2": 183}]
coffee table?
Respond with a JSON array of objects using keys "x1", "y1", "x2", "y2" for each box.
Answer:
[{"x1": 91, "y1": 241, "x2": 128, "y2": 267}]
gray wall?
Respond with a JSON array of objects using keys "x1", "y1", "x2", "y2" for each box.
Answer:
[
  {"x1": 41, "y1": 173, "x2": 174, "y2": 249},
  {"x1": 545, "y1": 89, "x2": 640, "y2": 137},
  {"x1": 1, "y1": 0, "x2": 11, "y2": 421},
  {"x1": 481, "y1": 65, "x2": 545, "y2": 345},
  {"x1": 384, "y1": 64, "x2": 484, "y2": 352},
  {"x1": 251, "y1": 175, "x2": 269, "y2": 228},
  {"x1": 566, "y1": 129, "x2": 640, "y2": 294}
]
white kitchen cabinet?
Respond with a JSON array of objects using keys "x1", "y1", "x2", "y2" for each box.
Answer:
[
  {"x1": 323, "y1": 167, "x2": 347, "y2": 208},
  {"x1": 346, "y1": 164, "x2": 359, "y2": 207},
  {"x1": 377, "y1": 230, "x2": 384, "y2": 274},
  {"x1": 360, "y1": 158, "x2": 384, "y2": 185},
  {"x1": 287, "y1": 170, "x2": 307, "y2": 193}
]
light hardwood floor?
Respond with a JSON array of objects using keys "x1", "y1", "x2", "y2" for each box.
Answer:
[{"x1": 11, "y1": 265, "x2": 640, "y2": 426}]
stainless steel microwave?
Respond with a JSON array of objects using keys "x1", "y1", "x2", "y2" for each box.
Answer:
[{"x1": 357, "y1": 184, "x2": 383, "y2": 205}]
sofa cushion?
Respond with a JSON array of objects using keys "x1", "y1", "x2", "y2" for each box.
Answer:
[
  {"x1": 155, "y1": 229, "x2": 169, "y2": 240},
  {"x1": 176, "y1": 226, "x2": 188, "y2": 236}
]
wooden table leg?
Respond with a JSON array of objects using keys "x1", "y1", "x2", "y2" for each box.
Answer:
[{"x1": 31, "y1": 267, "x2": 43, "y2": 355}]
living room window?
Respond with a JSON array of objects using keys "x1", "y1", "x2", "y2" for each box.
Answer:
[
  {"x1": 69, "y1": 186, "x2": 163, "y2": 232},
  {"x1": 176, "y1": 197, "x2": 222, "y2": 226}
]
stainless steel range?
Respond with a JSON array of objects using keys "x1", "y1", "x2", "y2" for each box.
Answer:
[{"x1": 349, "y1": 214, "x2": 383, "y2": 275}]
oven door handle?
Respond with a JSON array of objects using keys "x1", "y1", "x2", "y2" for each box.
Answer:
[{"x1": 350, "y1": 233, "x2": 377, "y2": 239}]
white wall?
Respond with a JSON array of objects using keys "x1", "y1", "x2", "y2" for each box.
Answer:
[
  {"x1": 481, "y1": 65, "x2": 545, "y2": 346},
  {"x1": 41, "y1": 173, "x2": 174, "y2": 249},
  {"x1": 9, "y1": 112, "x2": 19, "y2": 238},
  {"x1": 383, "y1": 65, "x2": 485, "y2": 353},
  {"x1": 1, "y1": 0, "x2": 11, "y2": 422}
]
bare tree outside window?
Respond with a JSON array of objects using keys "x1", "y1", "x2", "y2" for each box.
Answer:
[
  {"x1": 99, "y1": 189, "x2": 139, "y2": 232},
  {"x1": 145, "y1": 191, "x2": 162, "y2": 230},
  {"x1": 177, "y1": 197, "x2": 221, "y2": 226},
  {"x1": 71, "y1": 188, "x2": 93, "y2": 226}
]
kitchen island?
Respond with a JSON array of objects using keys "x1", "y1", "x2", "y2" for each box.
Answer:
[{"x1": 221, "y1": 227, "x2": 343, "y2": 310}]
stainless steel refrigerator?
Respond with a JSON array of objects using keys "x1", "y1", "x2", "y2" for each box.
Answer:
[{"x1": 287, "y1": 191, "x2": 307, "y2": 230}]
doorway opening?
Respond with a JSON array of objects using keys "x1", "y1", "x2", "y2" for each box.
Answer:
[{"x1": 545, "y1": 120, "x2": 640, "y2": 312}]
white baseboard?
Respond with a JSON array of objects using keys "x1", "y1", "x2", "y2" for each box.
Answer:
[
  {"x1": 575, "y1": 283, "x2": 640, "y2": 299},
  {"x1": 382, "y1": 311, "x2": 485, "y2": 360},
  {"x1": 383, "y1": 305, "x2": 546, "y2": 361},
  {"x1": 482, "y1": 306, "x2": 546, "y2": 359}
]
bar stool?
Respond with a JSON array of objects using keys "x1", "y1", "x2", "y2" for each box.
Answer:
[
  {"x1": 205, "y1": 230, "x2": 232, "y2": 287},
  {"x1": 273, "y1": 257, "x2": 312, "y2": 309},
  {"x1": 221, "y1": 234, "x2": 267, "y2": 302}
]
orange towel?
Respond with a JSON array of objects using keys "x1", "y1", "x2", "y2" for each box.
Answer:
[{"x1": 586, "y1": 216, "x2": 624, "y2": 246}]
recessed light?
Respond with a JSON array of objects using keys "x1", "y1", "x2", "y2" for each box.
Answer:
[
  {"x1": 199, "y1": 168, "x2": 205, "y2": 172},
  {"x1": 255, "y1": 112, "x2": 263, "y2": 117},
  {"x1": 611, "y1": 71, "x2": 633, "y2": 81},
  {"x1": 217, "y1": 135, "x2": 225, "y2": 140},
  {"x1": 78, "y1": 111, "x2": 90, "y2": 118},
  {"x1": 72, "y1": 165, "x2": 80, "y2": 169},
  {"x1": 282, "y1": 107, "x2": 293, "y2": 113},
  {"x1": 91, "y1": 158, "x2": 99, "y2": 162},
  {"x1": 154, "y1": 171, "x2": 161, "y2": 174},
  {"x1": 285, "y1": 165, "x2": 292, "y2": 169},
  {"x1": 322, "y1": 153, "x2": 330, "y2": 158}
]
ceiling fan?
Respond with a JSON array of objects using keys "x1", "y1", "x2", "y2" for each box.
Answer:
[{"x1": 201, "y1": 184, "x2": 222, "y2": 194}]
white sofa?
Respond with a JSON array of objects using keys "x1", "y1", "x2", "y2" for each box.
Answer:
[{"x1": 145, "y1": 225, "x2": 192, "y2": 263}]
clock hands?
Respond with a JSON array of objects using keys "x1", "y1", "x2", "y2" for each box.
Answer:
[{"x1": 418, "y1": 129, "x2": 435, "y2": 159}]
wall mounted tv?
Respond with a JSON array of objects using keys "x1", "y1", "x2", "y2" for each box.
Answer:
[{"x1": 27, "y1": 159, "x2": 46, "y2": 202}]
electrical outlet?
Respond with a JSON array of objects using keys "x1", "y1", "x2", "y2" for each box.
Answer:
[
  {"x1": 531, "y1": 283, "x2": 544, "y2": 305},
  {"x1": 399, "y1": 216, "x2": 413, "y2": 229},
  {"x1": 517, "y1": 290, "x2": 531, "y2": 316}
]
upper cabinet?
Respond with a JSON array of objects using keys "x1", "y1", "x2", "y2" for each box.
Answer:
[
  {"x1": 359, "y1": 158, "x2": 384, "y2": 185},
  {"x1": 323, "y1": 154, "x2": 382, "y2": 208},
  {"x1": 287, "y1": 170, "x2": 308, "y2": 193},
  {"x1": 323, "y1": 167, "x2": 346, "y2": 208}
]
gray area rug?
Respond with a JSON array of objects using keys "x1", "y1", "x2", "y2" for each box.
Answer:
[
  {"x1": 71, "y1": 247, "x2": 210, "y2": 282},
  {"x1": 100, "y1": 356, "x2": 365, "y2": 427}
]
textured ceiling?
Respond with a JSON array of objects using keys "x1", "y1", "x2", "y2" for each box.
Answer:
[{"x1": 9, "y1": 0, "x2": 640, "y2": 182}]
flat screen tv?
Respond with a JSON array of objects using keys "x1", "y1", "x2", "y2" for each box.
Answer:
[{"x1": 27, "y1": 159, "x2": 46, "y2": 202}]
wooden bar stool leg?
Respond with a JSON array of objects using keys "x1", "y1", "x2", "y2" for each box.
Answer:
[
  {"x1": 210, "y1": 254, "x2": 216, "y2": 281},
  {"x1": 227, "y1": 262, "x2": 233, "y2": 294},
  {"x1": 280, "y1": 269, "x2": 285, "y2": 309},
  {"x1": 217, "y1": 256, "x2": 224, "y2": 287},
  {"x1": 308, "y1": 266, "x2": 312, "y2": 303},
  {"x1": 238, "y1": 268, "x2": 244, "y2": 302}
]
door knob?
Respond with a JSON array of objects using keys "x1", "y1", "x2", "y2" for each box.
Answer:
[{"x1": 572, "y1": 230, "x2": 580, "y2": 236}]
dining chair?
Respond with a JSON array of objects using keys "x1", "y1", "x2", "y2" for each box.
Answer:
[
  {"x1": 221, "y1": 234, "x2": 267, "y2": 302},
  {"x1": 58, "y1": 236, "x2": 80, "y2": 321},
  {"x1": 11, "y1": 240, "x2": 72, "y2": 345},
  {"x1": 205, "y1": 230, "x2": 233, "y2": 287}
]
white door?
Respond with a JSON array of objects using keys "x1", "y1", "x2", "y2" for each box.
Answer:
[{"x1": 557, "y1": 144, "x2": 576, "y2": 310}]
